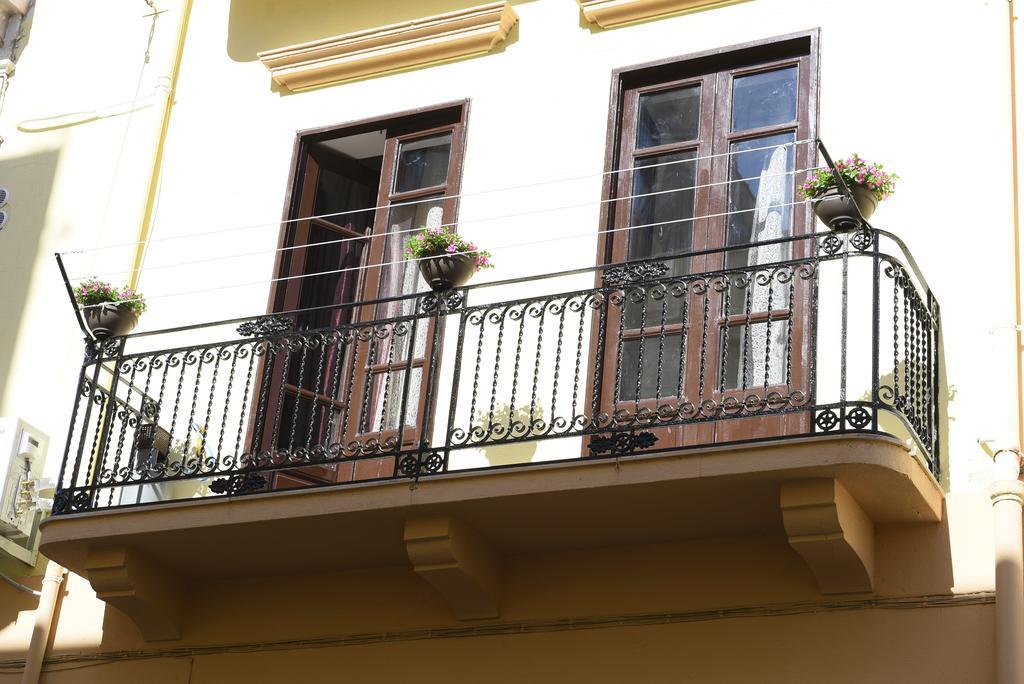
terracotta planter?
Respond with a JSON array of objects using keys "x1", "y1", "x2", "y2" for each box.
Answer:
[
  {"x1": 417, "y1": 253, "x2": 477, "y2": 291},
  {"x1": 82, "y1": 303, "x2": 140, "y2": 339},
  {"x1": 811, "y1": 184, "x2": 879, "y2": 230}
]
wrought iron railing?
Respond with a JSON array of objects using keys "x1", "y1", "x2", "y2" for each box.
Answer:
[{"x1": 52, "y1": 222, "x2": 941, "y2": 514}]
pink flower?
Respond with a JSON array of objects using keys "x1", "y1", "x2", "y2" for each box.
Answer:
[{"x1": 445, "y1": 244, "x2": 457, "y2": 253}]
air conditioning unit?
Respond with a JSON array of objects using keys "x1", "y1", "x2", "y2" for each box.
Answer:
[{"x1": 0, "y1": 418, "x2": 48, "y2": 548}]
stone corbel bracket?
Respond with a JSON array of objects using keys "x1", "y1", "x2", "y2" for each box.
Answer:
[
  {"x1": 258, "y1": 2, "x2": 518, "y2": 91},
  {"x1": 404, "y1": 515, "x2": 501, "y2": 620},
  {"x1": 85, "y1": 547, "x2": 184, "y2": 641},
  {"x1": 577, "y1": 0, "x2": 745, "y2": 28},
  {"x1": 780, "y1": 479, "x2": 875, "y2": 595}
]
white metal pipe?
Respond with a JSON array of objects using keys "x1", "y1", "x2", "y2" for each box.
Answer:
[
  {"x1": 992, "y1": 448, "x2": 1024, "y2": 684},
  {"x1": 20, "y1": 561, "x2": 65, "y2": 684}
]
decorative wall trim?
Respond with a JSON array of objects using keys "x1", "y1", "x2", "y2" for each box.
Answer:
[
  {"x1": 257, "y1": 2, "x2": 518, "y2": 91},
  {"x1": 577, "y1": 0, "x2": 744, "y2": 28}
]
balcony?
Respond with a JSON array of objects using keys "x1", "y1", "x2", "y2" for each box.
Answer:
[{"x1": 40, "y1": 225, "x2": 943, "y2": 639}]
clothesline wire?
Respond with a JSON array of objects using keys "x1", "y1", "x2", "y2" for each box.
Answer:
[
  {"x1": 76, "y1": 198, "x2": 810, "y2": 311},
  {"x1": 73, "y1": 165, "x2": 823, "y2": 282},
  {"x1": 59, "y1": 138, "x2": 817, "y2": 257}
]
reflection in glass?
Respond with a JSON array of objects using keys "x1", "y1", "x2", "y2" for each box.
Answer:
[
  {"x1": 394, "y1": 133, "x2": 453, "y2": 193},
  {"x1": 314, "y1": 165, "x2": 377, "y2": 232},
  {"x1": 276, "y1": 393, "x2": 330, "y2": 450},
  {"x1": 725, "y1": 133, "x2": 795, "y2": 315},
  {"x1": 625, "y1": 152, "x2": 696, "y2": 328},
  {"x1": 721, "y1": 321, "x2": 789, "y2": 390},
  {"x1": 618, "y1": 334, "x2": 683, "y2": 402},
  {"x1": 375, "y1": 197, "x2": 439, "y2": 360},
  {"x1": 295, "y1": 225, "x2": 364, "y2": 332},
  {"x1": 731, "y1": 67, "x2": 798, "y2": 132},
  {"x1": 370, "y1": 367, "x2": 423, "y2": 432},
  {"x1": 636, "y1": 86, "x2": 701, "y2": 148}
]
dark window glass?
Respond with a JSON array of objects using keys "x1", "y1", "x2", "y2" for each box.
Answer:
[
  {"x1": 618, "y1": 334, "x2": 684, "y2": 401},
  {"x1": 314, "y1": 166, "x2": 377, "y2": 232},
  {"x1": 731, "y1": 67, "x2": 798, "y2": 131},
  {"x1": 637, "y1": 86, "x2": 701, "y2": 148},
  {"x1": 626, "y1": 152, "x2": 697, "y2": 328},
  {"x1": 720, "y1": 321, "x2": 789, "y2": 390},
  {"x1": 276, "y1": 393, "x2": 329, "y2": 450},
  {"x1": 294, "y1": 225, "x2": 363, "y2": 332},
  {"x1": 394, "y1": 134, "x2": 452, "y2": 193}
]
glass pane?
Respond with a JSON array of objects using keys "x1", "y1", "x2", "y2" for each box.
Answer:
[
  {"x1": 313, "y1": 166, "x2": 377, "y2": 233},
  {"x1": 721, "y1": 321, "x2": 789, "y2": 390},
  {"x1": 295, "y1": 224, "x2": 364, "y2": 331},
  {"x1": 617, "y1": 334, "x2": 684, "y2": 402},
  {"x1": 625, "y1": 152, "x2": 697, "y2": 328},
  {"x1": 375, "y1": 197, "x2": 439, "y2": 358},
  {"x1": 370, "y1": 366, "x2": 423, "y2": 432},
  {"x1": 636, "y1": 86, "x2": 701, "y2": 148},
  {"x1": 725, "y1": 134, "x2": 795, "y2": 315},
  {"x1": 276, "y1": 393, "x2": 330, "y2": 450},
  {"x1": 731, "y1": 66, "x2": 798, "y2": 131},
  {"x1": 394, "y1": 133, "x2": 452, "y2": 193}
]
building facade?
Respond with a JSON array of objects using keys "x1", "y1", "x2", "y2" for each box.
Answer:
[{"x1": 0, "y1": 0, "x2": 1022, "y2": 681}]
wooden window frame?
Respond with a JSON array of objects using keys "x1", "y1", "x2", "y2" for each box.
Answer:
[{"x1": 589, "y1": 31, "x2": 820, "y2": 448}]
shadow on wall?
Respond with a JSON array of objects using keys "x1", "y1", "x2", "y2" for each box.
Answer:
[
  {"x1": 226, "y1": 0, "x2": 535, "y2": 62},
  {"x1": 0, "y1": 148, "x2": 60, "y2": 409}
]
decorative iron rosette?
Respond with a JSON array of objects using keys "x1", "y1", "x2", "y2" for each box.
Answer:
[
  {"x1": 209, "y1": 472, "x2": 268, "y2": 495},
  {"x1": 236, "y1": 316, "x2": 293, "y2": 338},
  {"x1": 398, "y1": 451, "x2": 445, "y2": 477},
  {"x1": 602, "y1": 262, "x2": 670, "y2": 287},
  {"x1": 587, "y1": 430, "x2": 658, "y2": 456},
  {"x1": 420, "y1": 289, "x2": 464, "y2": 313}
]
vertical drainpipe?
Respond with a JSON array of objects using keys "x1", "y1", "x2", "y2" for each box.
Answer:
[
  {"x1": 994, "y1": 4, "x2": 1023, "y2": 684},
  {"x1": 1010, "y1": 0, "x2": 1024, "y2": 455},
  {"x1": 993, "y1": 448, "x2": 1024, "y2": 684},
  {"x1": 127, "y1": 0, "x2": 192, "y2": 290},
  {"x1": 19, "y1": 561, "x2": 66, "y2": 684}
]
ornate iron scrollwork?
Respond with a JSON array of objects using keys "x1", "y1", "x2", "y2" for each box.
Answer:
[
  {"x1": 51, "y1": 489, "x2": 71, "y2": 515},
  {"x1": 587, "y1": 431, "x2": 658, "y2": 456},
  {"x1": 52, "y1": 489, "x2": 93, "y2": 514},
  {"x1": 209, "y1": 472, "x2": 268, "y2": 495},
  {"x1": 84, "y1": 338, "x2": 121, "y2": 362},
  {"x1": 236, "y1": 316, "x2": 292, "y2": 337},
  {"x1": 602, "y1": 262, "x2": 670, "y2": 287},
  {"x1": 420, "y1": 290, "x2": 464, "y2": 313},
  {"x1": 398, "y1": 451, "x2": 445, "y2": 477}
]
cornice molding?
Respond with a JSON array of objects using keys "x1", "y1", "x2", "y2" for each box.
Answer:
[
  {"x1": 257, "y1": 1, "x2": 518, "y2": 91},
  {"x1": 577, "y1": 0, "x2": 744, "y2": 28}
]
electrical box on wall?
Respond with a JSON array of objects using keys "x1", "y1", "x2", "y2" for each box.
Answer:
[{"x1": 0, "y1": 417, "x2": 48, "y2": 565}]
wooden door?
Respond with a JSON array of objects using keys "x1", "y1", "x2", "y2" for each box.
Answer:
[
  {"x1": 598, "y1": 39, "x2": 816, "y2": 449},
  {"x1": 342, "y1": 125, "x2": 465, "y2": 481},
  {"x1": 263, "y1": 148, "x2": 379, "y2": 488},
  {"x1": 263, "y1": 112, "x2": 467, "y2": 488}
]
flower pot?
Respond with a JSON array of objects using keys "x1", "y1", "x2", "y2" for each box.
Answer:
[
  {"x1": 812, "y1": 184, "x2": 879, "y2": 230},
  {"x1": 481, "y1": 440, "x2": 538, "y2": 467},
  {"x1": 82, "y1": 303, "x2": 139, "y2": 339},
  {"x1": 417, "y1": 253, "x2": 476, "y2": 291}
]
